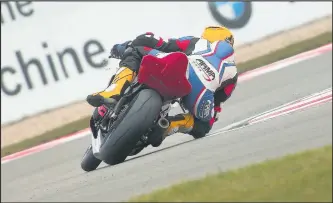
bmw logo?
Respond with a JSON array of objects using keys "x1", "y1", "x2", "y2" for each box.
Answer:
[{"x1": 208, "y1": 2, "x2": 252, "y2": 29}]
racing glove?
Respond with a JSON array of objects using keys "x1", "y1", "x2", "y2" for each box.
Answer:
[{"x1": 109, "y1": 40, "x2": 132, "y2": 59}]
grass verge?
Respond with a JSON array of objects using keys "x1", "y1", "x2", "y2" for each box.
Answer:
[
  {"x1": 129, "y1": 145, "x2": 332, "y2": 202},
  {"x1": 1, "y1": 32, "x2": 332, "y2": 158}
]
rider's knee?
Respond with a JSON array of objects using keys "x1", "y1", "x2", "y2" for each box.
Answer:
[{"x1": 189, "y1": 117, "x2": 212, "y2": 139}]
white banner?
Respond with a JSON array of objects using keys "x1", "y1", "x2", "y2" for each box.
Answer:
[{"x1": 1, "y1": 1, "x2": 332, "y2": 124}]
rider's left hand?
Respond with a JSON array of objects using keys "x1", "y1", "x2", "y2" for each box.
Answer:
[{"x1": 109, "y1": 40, "x2": 132, "y2": 59}]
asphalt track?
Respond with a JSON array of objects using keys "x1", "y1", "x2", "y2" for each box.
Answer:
[{"x1": 1, "y1": 51, "x2": 332, "y2": 202}]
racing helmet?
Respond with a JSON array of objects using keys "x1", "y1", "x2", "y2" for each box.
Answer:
[{"x1": 201, "y1": 26, "x2": 234, "y2": 47}]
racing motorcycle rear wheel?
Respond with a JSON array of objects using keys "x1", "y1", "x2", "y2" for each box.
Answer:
[{"x1": 99, "y1": 88, "x2": 163, "y2": 165}]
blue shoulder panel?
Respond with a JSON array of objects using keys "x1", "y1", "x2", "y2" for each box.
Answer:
[{"x1": 203, "y1": 41, "x2": 234, "y2": 72}]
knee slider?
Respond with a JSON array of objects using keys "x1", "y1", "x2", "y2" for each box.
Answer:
[{"x1": 189, "y1": 118, "x2": 212, "y2": 139}]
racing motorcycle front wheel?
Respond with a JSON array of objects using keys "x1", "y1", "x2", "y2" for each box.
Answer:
[
  {"x1": 99, "y1": 88, "x2": 163, "y2": 165},
  {"x1": 81, "y1": 145, "x2": 102, "y2": 172}
]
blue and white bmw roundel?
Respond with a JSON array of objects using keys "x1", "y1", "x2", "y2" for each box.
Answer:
[{"x1": 208, "y1": 2, "x2": 252, "y2": 29}]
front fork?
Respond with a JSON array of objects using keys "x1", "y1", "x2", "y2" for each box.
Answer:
[{"x1": 91, "y1": 129, "x2": 104, "y2": 160}]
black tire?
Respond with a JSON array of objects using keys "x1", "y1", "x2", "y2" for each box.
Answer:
[
  {"x1": 128, "y1": 145, "x2": 147, "y2": 156},
  {"x1": 100, "y1": 89, "x2": 162, "y2": 165},
  {"x1": 81, "y1": 145, "x2": 102, "y2": 172}
]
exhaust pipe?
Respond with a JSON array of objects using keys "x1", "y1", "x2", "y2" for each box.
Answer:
[
  {"x1": 148, "y1": 117, "x2": 170, "y2": 147},
  {"x1": 157, "y1": 117, "x2": 170, "y2": 129}
]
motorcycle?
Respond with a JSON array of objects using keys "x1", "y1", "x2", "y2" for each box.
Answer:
[{"x1": 81, "y1": 52, "x2": 192, "y2": 172}]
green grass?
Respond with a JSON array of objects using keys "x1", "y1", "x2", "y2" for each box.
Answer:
[
  {"x1": 129, "y1": 145, "x2": 333, "y2": 202},
  {"x1": 1, "y1": 32, "x2": 332, "y2": 158}
]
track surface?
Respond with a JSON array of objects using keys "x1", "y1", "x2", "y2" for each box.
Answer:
[{"x1": 1, "y1": 51, "x2": 332, "y2": 202}]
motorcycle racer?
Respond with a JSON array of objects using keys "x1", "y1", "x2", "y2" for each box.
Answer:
[{"x1": 87, "y1": 26, "x2": 238, "y2": 147}]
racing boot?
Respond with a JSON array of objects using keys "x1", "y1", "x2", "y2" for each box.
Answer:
[
  {"x1": 165, "y1": 113, "x2": 195, "y2": 136},
  {"x1": 86, "y1": 67, "x2": 135, "y2": 107},
  {"x1": 150, "y1": 113, "x2": 195, "y2": 147}
]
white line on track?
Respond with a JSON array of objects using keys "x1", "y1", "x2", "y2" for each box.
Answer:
[{"x1": 207, "y1": 87, "x2": 332, "y2": 137}]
